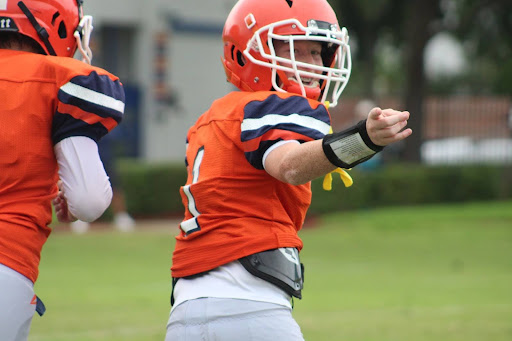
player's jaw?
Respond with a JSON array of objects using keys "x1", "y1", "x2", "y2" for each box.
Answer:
[{"x1": 287, "y1": 76, "x2": 320, "y2": 88}]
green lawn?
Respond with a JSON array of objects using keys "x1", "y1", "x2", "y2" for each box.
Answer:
[{"x1": 30, "y1": 200, "x2": 512, "y2": 341}]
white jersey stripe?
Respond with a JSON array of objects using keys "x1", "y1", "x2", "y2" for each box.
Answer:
[
  {"x1": 60, "y1": 82, "x2": 125, "y2": 113},
  {"x1": 192, "y1": 149, "x2": 204, "y2": 184},
  {"x1": 183, "y1": 185, "x2": 199, "y2": 217},
  {"x1": 241, "y1": 113, "x2": 330, "y2": 135},
  {"x1": 180, "y1": 217, "x2": 199, "y2": 234}
]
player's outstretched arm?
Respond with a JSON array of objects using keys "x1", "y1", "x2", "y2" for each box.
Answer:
[
  {"x1": 265, "y1": 107, "x2": 412, "y2": 186},
  {"x1": 265, "y1": 140, "x2": 337, "y2": 185}
]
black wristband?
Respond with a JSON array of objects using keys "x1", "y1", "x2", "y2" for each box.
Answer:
[{"x1": 322, "y1": 119, "x2": 383, "y2": 169}]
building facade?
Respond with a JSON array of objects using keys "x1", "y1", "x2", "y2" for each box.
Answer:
[{"x1": 86, "y1": 0, "x2": 236, "y2": 161}]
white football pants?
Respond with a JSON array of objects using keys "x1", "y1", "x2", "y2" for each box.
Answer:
[
  {"x1": 0, "y1": 263, "x2": 36, "y2": 341},
  {"x1": 165, "y1": 297, "x2": 305, "y2": 341}
]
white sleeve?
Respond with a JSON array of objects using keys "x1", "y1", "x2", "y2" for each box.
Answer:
[{"x1": 54, "y1": 136, "x2": 113, "y2": 222}]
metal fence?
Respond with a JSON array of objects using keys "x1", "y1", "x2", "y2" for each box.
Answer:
[{"x1": 330, "y1": 96, "x2": 512, "y2": 165}]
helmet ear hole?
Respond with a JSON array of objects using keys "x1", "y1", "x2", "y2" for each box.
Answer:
[
  {"x1": 58, "y1": 21, "x2": 67, "y2": 39},
  {"x1": 230, "y1": 45, "x2": 246, "y2": 67},
  {"x1": 236, "y1": 50, "x2": 245, "y2": 67},
  {"x1": 230, "y1": 45, "x2": 235, "y2": 60}
]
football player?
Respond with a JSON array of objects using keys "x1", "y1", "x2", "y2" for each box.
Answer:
[
  {"x1": 0, "y1": 1, "x2": 124, "y2": 340},
  {"x1": 166, "y1": 0, "x2": 412, "y2": 340}
]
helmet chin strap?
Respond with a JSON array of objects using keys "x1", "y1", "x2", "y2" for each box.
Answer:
[
  {"x1": 283, "y1": 82, "x2": 322, "y2": 100},
  {"x1": 278, "y1": 73, "x2": 322, "y2": 100},
  {"x1": 74, "y1": 15, "x2": 93, "y2": 64},
  {"x1": 17, "y1": 1, "x2": 57, "y2": 56},
  {"x1": 284, "y1": 81, "x2": 321, "y2": 100}
]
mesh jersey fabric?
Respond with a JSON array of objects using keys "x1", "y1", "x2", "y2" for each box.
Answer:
[
  {"x1": 172, "y1": 91, "x2": 331, "y2": 278},
  {"x1": 0, "y1": 50, "x2": 124, "y2": 283}
]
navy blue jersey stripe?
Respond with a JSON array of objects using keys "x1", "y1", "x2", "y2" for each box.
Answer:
[
  {"x1": 243, "y1": 94, "x2": 330, "y2": 124},
  {"x1": 245, "y1": 140, "x2": 283, "y2": 170},
  {"x1": 245, "y1": 139, "x2": 306, "y2": 170},
  {"x1": 52, "y1": 112, "x2": 109, "y2": 144},
  {"x1": 241, "y1": 122, "x2": 326, "y2": 142},
  {"x1": 241, "y1": 94, "x2": 330, "y2": 143},
  {"x1": 58, "y1": 72, "x2": 125, "y2": 122},
  {"x1": 69, "y1": 71, "x2": 125, "y2": 102},
  {"x1": 57, "y1": 91, "x2": 123, "y2": 122}
]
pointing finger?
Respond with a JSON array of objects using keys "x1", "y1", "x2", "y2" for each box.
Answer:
[{"x1": 367, "y1": 107, "x2": 382, "y2": 120}]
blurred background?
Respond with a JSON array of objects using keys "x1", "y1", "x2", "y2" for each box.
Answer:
[
  {"x1": 31, "y1": 1, "x2": 511, "y2": 340},
  {"x1": 77, "y1": 0, "x2": 512, "y2": 220},
  {"x1": 85, "y1": 0, "x2": 512, "y2": 165},
  {"x1": 84, "y1": 0, "x2": 234, "y2": 162}
]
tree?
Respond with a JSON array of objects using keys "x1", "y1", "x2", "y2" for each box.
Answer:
[
  {"x1": 332, "y1": 1, "x2": 404, "y2": 97},
  {"x1": 449, "y1": 0, "x2": 512, "y2": 94},
  {"x1": 401, "y1": 0, "x2": 441, "y2": 162},
  {"x1": 333, "y1": 0, "x2": 442, "y2": 162},
  {"x1": 331, "y1": 0, "x2": 511, "y2": 162}
]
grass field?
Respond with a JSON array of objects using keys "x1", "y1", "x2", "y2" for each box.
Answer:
[{"x1": 30, "y1": 200, "x2": 512, "y2": 341}]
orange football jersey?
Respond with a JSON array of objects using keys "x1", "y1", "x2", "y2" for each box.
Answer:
[
  {"x1": 171, "y1": 91, "x2": 332, "y2": 278},
  {"x1": 0, "y1": 50, "x2": 124, "y2": 283}
]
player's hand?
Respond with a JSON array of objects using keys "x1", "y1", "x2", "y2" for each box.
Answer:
[
  {"x1": 366, "y1": 107, "x2": 412, "y2": 146},
  {"x1": 52, "y1": 180, "x2": 77, "y2": 223}
]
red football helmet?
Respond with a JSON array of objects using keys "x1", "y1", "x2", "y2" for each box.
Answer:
[
  {"x1": 0, "y1": 0, "x2": 93, "y2": 63},
  {"x1": 222, "y1": 0, "x2": 351, "y2": 107}
]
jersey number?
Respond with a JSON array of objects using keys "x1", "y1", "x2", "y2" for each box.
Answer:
[{"x1": 180, "y1": 146, "x2": 204, "y2": 235}]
